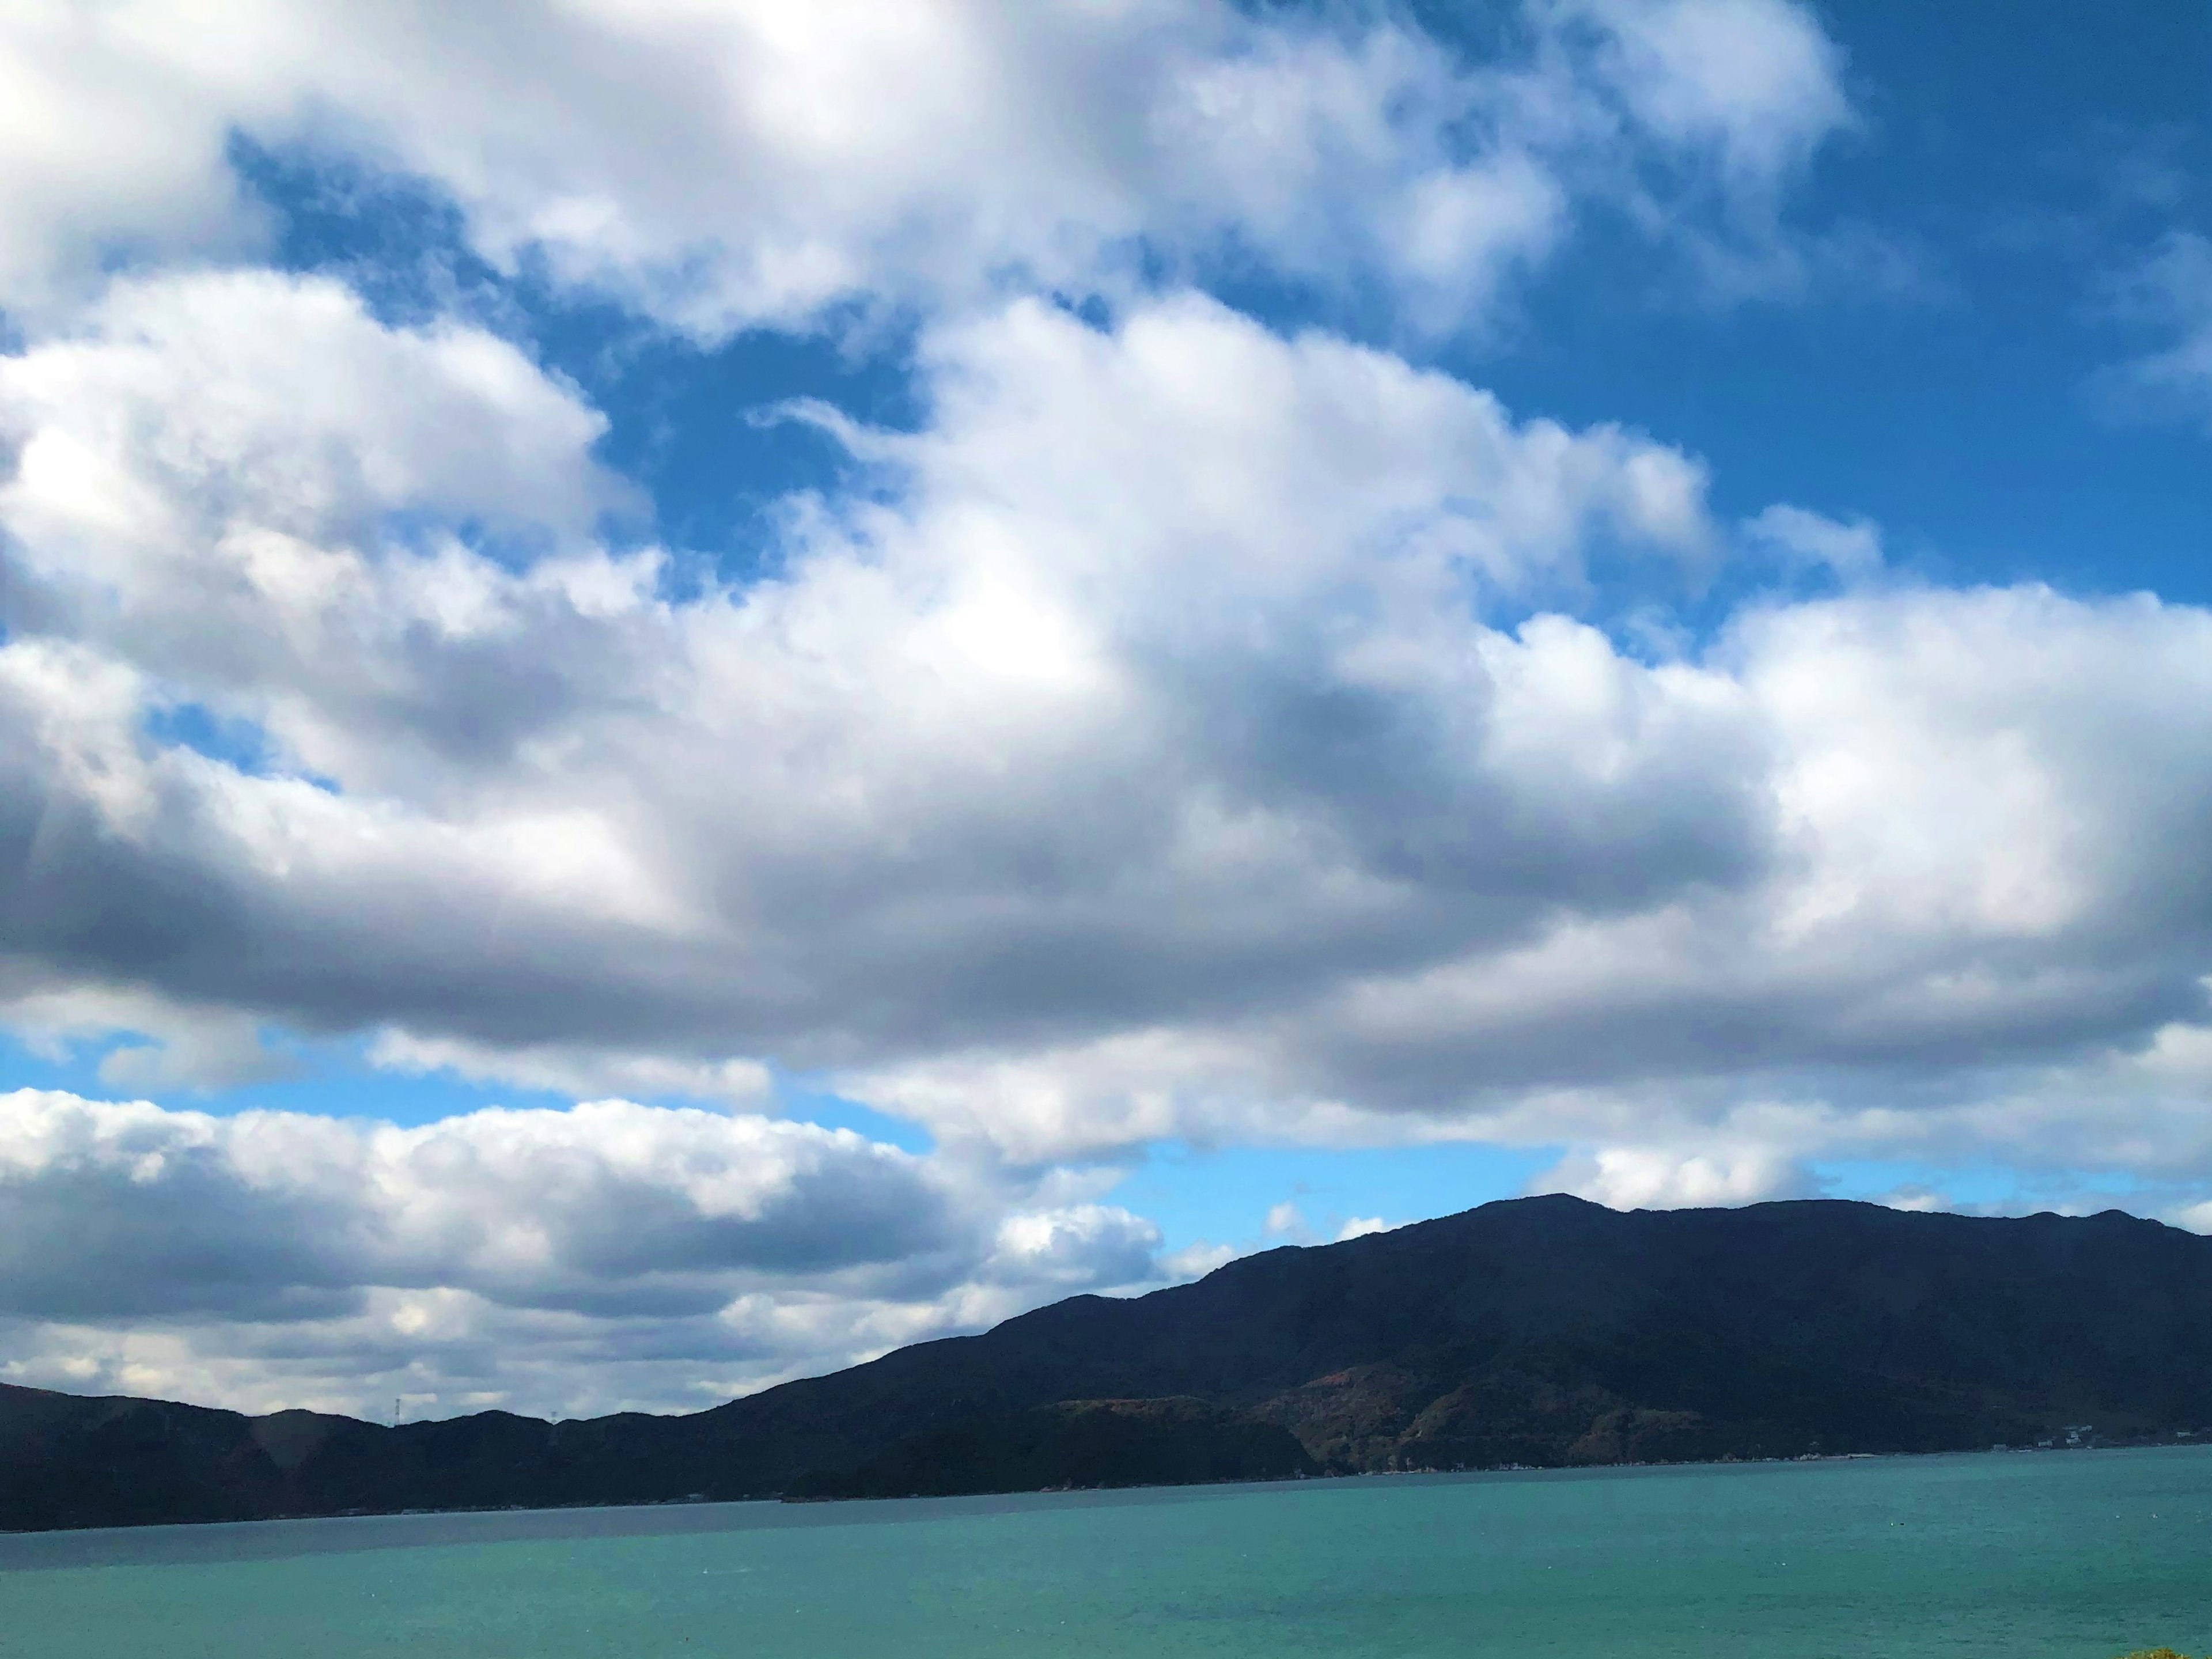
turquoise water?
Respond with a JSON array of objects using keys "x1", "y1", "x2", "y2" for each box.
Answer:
[{"x1": 5, "y1": 1448, "x2": 2210, "y2": 1656}]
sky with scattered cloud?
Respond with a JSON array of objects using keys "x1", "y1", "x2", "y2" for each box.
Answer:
[{"x1": 2, "y1": 0, "x2": 2209, "y2": 1419}]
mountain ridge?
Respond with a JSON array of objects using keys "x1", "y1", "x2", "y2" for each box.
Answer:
[{"x1": 8, "y1": 1194, "x2": 2212, "y2": 1529}]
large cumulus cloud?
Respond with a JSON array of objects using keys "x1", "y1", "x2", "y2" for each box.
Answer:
[
  {"x1": 9, "y1": 268, "x2": 2212, "y2": 1198},
  {"x1": 1, "y1": 271, "x2": 1734, "y2": 1082}
]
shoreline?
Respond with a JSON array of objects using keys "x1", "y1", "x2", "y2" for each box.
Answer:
[{"x1": 7, "y1": 1431, "x2": 2207, "y2": 1541}]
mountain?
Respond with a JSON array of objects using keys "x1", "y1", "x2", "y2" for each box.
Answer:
[{"x1": 8, "y1": 1195, "x2": 2212, "y2": 1530}]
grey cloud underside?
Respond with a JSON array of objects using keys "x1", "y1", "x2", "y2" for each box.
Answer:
[
  {"x1": 0, "y1": 670, "x2": 1772, "y2": 1062},
  {"x1": 7, "y1": 683, "x2": 2212, "y2": 1144},
  {"x1": 0, "y1": 1104, "x2": 961, "y2": 1325},
  {"x1": 1281, "y1": 966, "x2": 2212, "y2": 1112},
  {"x1": 8, "y1": 586, "x2": 2212, "y2": 1115},
  {"x1": 0, "y1": 278, "x2": 1789, "y2": 1096},
  {"x1": 0, "y1": 1155, "x2": 362, "y2": 1323},
  {"x1": 0, "y1": 660, "x2": 1781, "y2": 1089}
]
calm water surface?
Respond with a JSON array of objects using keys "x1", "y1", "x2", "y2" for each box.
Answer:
[{"x1": 5, "y1": 1447, "x2": 2210, "y2": 1656}]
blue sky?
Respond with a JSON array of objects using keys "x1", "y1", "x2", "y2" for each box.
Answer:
[
  {"x1": 1, "y1": 0, "x2": 2210, "y2": 1417},
  {"x1": 228, "y1": 3, "x2": 2212, "y2": 609}
]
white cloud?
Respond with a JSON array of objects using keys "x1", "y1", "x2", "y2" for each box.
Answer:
[
  {"x1": 0, "y1": 1088, "x2": 953, "y2": 1313},
  {"x1": 0, "y1": 1, "x2": 276, "y2": 318},
  {"x1": 1, "y1": 983, "x2": 293, "y2": 1092},
  {"x1": 0, "y1": 266, "x2": 616, "y2": 541},
  {"x1": 851, "y1": 578, "x2": 2212, "y2": 1173},
  {"x1": 1743, "y1": 503, "x2": 1884, "y2": 581},
  {"x1": 1532, "y1": 1142, "x2": 1814, "y2": 1210},
  {"x1": 0, "y1": 1087, "x2": 1153, "y2": 1415},
  {"x1": 0, "y1": 0, "x2": 1857, "y2": 333},
  {"x1": 1158, "y1": 1240, "x2": 1241, "y2": 1281},
  {"x1": 0, "y1": 271, "x2": 1737, "y2": 1122},
  {"x1": 1877, "y1": 1185, "x2": 1951, "y2": 1213},
  {"x1": 368, "y1": 1031, "x2": 772, "y2": 1109},
  {"x1": 2106, "y1": 230, "x2": 2212, "y2": 429},
  {"x1": 1566, "y1": 0, "x2": 1853, "y2": 189},
  {"x1": 986, "y1": 1204, "x2": 1160, "y2": 1292}
]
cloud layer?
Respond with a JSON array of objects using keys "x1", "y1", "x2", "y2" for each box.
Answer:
[
  {"x1": 0, "y1": 1087, "x2": 1156, "y2": 1416},
  {"x1": 9, "y1": 271, "x2": 2212, "y2": 1181},
  {"x1": 1, "y1": 0, "x2": 1854, "y2": 331}
]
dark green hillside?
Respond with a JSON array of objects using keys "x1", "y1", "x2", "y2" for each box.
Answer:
[{"x1": 9, "y1": 1196, "x2": 2212, "y2": 1529}]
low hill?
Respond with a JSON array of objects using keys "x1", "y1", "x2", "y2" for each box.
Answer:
[{"x1": 8, "y1": 1195, "x2": 2212, "y2": 1529}]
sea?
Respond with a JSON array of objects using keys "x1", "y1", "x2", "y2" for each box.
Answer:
[{"x1": 4, "y1": 1446, "x2": 2209, "y2": 1656}]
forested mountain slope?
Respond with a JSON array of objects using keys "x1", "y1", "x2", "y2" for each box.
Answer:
[{"x1": 9, "y1": 1196, "x2": 2209, "y2": 1528}]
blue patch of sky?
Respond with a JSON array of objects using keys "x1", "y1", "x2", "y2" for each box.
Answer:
[
  {"x1": 1812, "y1": 1158, "x2": 2045, "y2": 1214},
  {"x1": 0, "y1": 1005, "x2": 2168, "y2": 1239},
  {"x1": 140, "y1": 699, "x2": 344, "y2": 791},
  {"x1": 1434, "y1": 1, "x2": 2212, "y2": 611},
  {"x1": 770, "y1": 1080, "x2": 937, "y2": 1155},
  {"x1": 1214, "y1": 5, "x2": 2212, "y2": 624},
  {"x1": 0, "y1": 1018, "x2": 938, "y2": 1152},
  {"x1": 0, "y1": 1027, "x2": 501, "y2": 1124},
  {"x1": 0, "y1": 1032, "x2": 104, "y2": 1099},
  {"x1": 1111, "y1": 1138, "x2": 1558, "y2": 1258},
  {"x1": 1810, "y1": 1157, "x2": 2171, "y2": 1217},
  {"x1": 529, "y1": 301, "x2": 916, "y2": 594},
  {"x1": 142, "y1": 699, "x2": 274, "y2": 774},
  {"x1": 231, "y1": 138, "x2": 917, "y2": 589}
]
